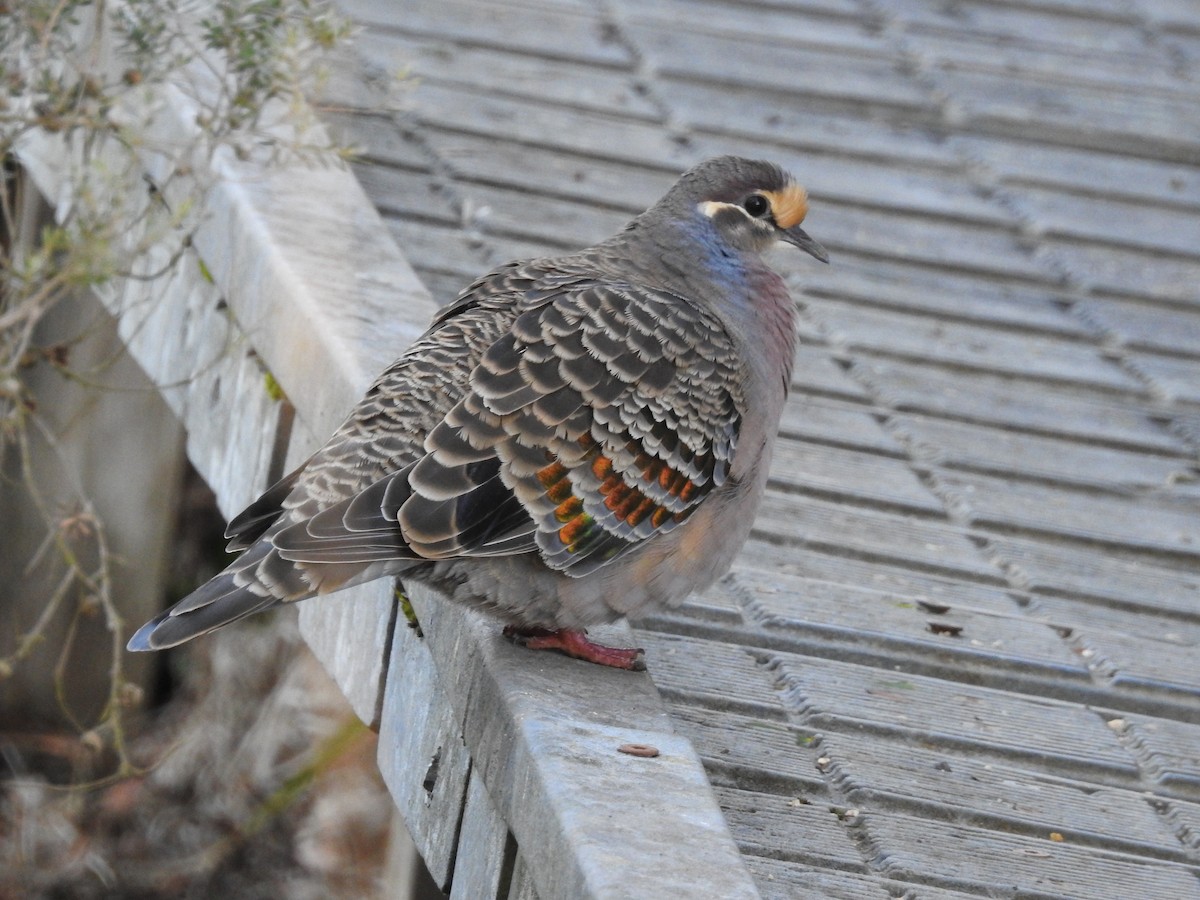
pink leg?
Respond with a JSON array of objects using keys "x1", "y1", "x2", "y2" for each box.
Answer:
[{"x1": 503, "y1": 626, "x2": 646, "y2": 671}]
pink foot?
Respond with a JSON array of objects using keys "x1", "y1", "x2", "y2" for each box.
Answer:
[{"x1": 503, "y1": 626, "x2": 646, "y2": 671}]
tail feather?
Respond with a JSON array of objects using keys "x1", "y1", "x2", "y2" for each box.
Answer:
[
  {"x1": 127, "y1": 539, "x2": 305, "y2": 651},
  {"x1": 127, "y1": 534, "x2": 410, "y2": 651},
  {"x1": 127, "y1": 570, "x2": 284, "y2": 650}
]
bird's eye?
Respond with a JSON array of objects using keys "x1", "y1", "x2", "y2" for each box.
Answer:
[{"x1": 743, "y1": 194, "x2": 771, "y2": 218}]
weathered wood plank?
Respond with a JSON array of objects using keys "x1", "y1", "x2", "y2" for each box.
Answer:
[
  {"x1": 853, "y1": 358, "x2": 1187, "y2": 452},
  {"x1": 811, "y1": 204, "x2": 1047, "y2": 280},
  {"x1": 887, "y1": 0, "x2": 1138, "y2": 41},
  {"x1": 774, "y1": 653, "x2": 1138, "y2": 779},
  {"x1": 938, "y1": 68, "x2": 1200, "y2": 161},
  {"x1": 822, "y1": 731, "x2": 1184, "y2": 855},
  {"x1": 1121, "y1": 714, "x2": 1200, "y2": 797},
  {"x1": 297, "y1": 587, "x2": 395, "y2": 727},
  {"x1": 626, "y1": 22, "x2": 924, "y2": 110},
  {"x1": 664, "y1": 706, "x2": 824, "y2": 789},
  {"x1": 506, "y1": 853, "x2": 542, "y2": 900},
  {"x1": 986, "y1": 534, "x2": 1200, "y2": 618},
  {"x1": 356, "y1": 31, "x2": 660, "y2": 120},
  {"x1": 407, "y1": 584, "x2": 763, "y2": 900},
  {"x1": 1079, "y1": 296, "x2": 1200, "y2": 356},
  {"x1": 935, "y1": 469, "x2": 1200, "y2": 557},
  {"x1": 448, "y1": 772, "x2": 511, "y2": 900},
  {"x1": 1045, "y1": 237, "x2": 1200, "y2": 304},
  {"x1": 788, "y1": 345, "x2": 871, "y2": 401},
  {"x1": 892, "y1": 413, "x2": 1194, "y2": 490},
  {"x1": 1126, "y1": 351, "x2": 1200, "y2": 406},
  {"x1": 776, "y1": 398, "x2": 905, "y2": 455},
  {"x1": 376, "y1": 607, "x2": 472, "y2": 891},
  {"x1": 418, "y1": 129, "x2": 673, "y2": 211},
  {"x1": 340, "y1": 0, "x2": 632, "y2": 68},
  {"x1": 741, "y1": 858, "x2": 893, "y2": 900},
  {"x1": 715, "y1": 784, "x2": 865, "y2": 870},
  {"x1": 951, "y1": 134, "x2": 1200, "y2": 208},
  {"x1": 754, "y1": 491, "x2": 1005, "y2": 583},
  {"x1": 735, "y1": 566, "x2": 1087, "y2": 678},
  {"x1": 734, "y1": 542, "x2": 1021, "y2": 616},
  {"x1": 192, "y1": 137, "x2": 437, "y2": 427},
  {"x1": 1030, "y1": 595, "x2": 1200, "y2": 698},
  {"x1": 673, "y1": 81, "x2": 956, "y2": 165},
  {"x1": 622, "y1": 0, "x2": 866, "y2": 45},
  {"x1": 797, "y1": 261, "x2": 1091, "y2": 337},
  {"x1": 863, "y1": 810, "x2": 1200, "y2": 898},
  {"x1": 910, "y1": 29, "x2": 1183, "y2": 92},
  {"x1": 769, "y1": 438, "x2": 944, "y2": 514},
  {"x1": 1013, "y1": 185, "x2": 1200, "y2": 256},
  {"x1": 391, "y1": 82, "x2": 693, "y2": 169}
]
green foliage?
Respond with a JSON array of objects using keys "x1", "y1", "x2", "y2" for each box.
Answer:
[
  {"x1": 262, "y1": 368, "x2": 286, "y2": 402},
  {"x1": 396, "y1": 584, "x2": 422, "y2": 634}
]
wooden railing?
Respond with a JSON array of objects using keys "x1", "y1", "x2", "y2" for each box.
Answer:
[{"x1": 16, "y1": 37, "x2": 760, "y2": 900}]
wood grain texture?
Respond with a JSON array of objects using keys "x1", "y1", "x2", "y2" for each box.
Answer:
[
  {"x1": 406, "y1": 582, "x2": 762, "y2": 900},
  {"x1": 448, "y1": 773, "x2": 510, "y2": 900},
  {"x1": 376, "y1": 608, "x2": 471, "y2": 891}
]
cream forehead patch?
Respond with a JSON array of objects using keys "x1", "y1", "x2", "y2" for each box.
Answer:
[{"x1": 762, "y1": 184, "x2": 809, "y2": 229}]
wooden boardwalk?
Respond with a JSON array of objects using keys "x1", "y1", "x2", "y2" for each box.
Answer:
[{"x1": 318, "y1": 0, "x2": 1200, "y2": 897}]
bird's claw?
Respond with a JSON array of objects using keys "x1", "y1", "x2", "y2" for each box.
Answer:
[{"x1": 503, "y1": 625, "x2": 646, "y2": 671}]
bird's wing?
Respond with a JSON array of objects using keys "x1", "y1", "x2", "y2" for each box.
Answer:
[
  {"x1": 273, "y1": 278, "x2": 744, "y2": 577},
  {"x1": 225, "y1": 467, "x2": 304, "y2": 550}
]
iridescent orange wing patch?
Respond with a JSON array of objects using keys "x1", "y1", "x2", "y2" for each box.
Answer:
[{"x1": 535, "y1": 435, "x2": 700, "y2": 559}]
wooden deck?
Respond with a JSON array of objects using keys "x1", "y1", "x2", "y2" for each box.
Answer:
[
  {"x1": 320, "y1": 0, "x2": 1200, "y2": 897},
  {"x1": 19, "y1": 0, "x2": 1200, "y2": 897}
]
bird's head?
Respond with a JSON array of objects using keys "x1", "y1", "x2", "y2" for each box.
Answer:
[{"x1": 665, "y1": 156, "x2": 829, "y2": 263}]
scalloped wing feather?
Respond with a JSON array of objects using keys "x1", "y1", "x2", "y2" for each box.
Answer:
[{"x1": 265, "y1": 271, "x2": 743, "y2": 580}]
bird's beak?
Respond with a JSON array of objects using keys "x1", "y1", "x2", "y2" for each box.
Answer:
[{"x1": 782, "y1": 225, "x2": 829, "y2": 264}]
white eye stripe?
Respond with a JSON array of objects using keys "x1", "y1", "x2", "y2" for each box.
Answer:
[{"x1": 699, "y1": 200, "x2": 756, "y2": 220}]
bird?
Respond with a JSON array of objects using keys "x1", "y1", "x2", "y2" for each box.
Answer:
[{"x1": 128, "y1": 156, "x2": 828, "y2": 670}]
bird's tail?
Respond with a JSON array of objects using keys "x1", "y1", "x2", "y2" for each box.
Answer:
[
  {"x1": 126, "y1": 541, "x2": 291, "y2": 650},
  {"x1": 127, "y1": 532, "x2": 412, "y2": 651}
]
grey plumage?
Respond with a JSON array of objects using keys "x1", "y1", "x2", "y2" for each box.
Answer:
[{"x1": 129, "y1": 156, "x2": 827, "y2": 668}]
